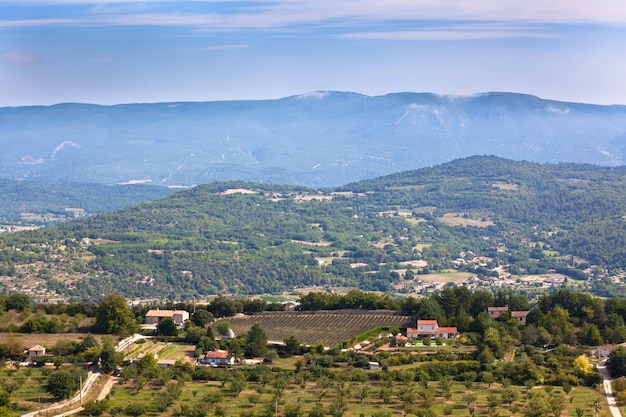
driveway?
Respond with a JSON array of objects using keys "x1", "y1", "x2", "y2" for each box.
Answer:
[{"x1": 597, "y1": 359, "x2": 623, "y2": 417}]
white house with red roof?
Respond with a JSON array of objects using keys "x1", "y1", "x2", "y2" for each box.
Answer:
[
  {"x1": 407, "y1": 319, "x2": 458, "y2": 339},
  {"x1": 197, "y1": 350, "x2": 235, "y2": 366}
]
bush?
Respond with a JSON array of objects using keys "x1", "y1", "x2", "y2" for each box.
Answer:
[
  {"x1": 83, "y1": 400, "x2": 109, "y2": 416},
  {"x1": 582, "y1": 371, "x2": 603, "y2": 387}
]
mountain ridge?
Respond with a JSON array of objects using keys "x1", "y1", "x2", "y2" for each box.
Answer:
[{"x1": 2, "y1": 91, "x2": 626, "y2": 187}]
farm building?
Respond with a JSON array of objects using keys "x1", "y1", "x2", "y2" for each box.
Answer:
[
  {"x1": 157, "y1": 359, "x2": 177, "y2": 368},
  {"x1": 27, "y1": 345, "x2": 46, "y2": 358},
  {"x1": 511, "y1": 311, "x2": 530, "y2": 325},
  {"x1": 407, "y1": 320, "x2": 458, "y2": 339},
  {"x1": 197, "y1": 350, "x2": 234, "y2": 366},
  {"x1": 487, "y1": 306, "x2": 509, "y2": 319},
  {"x1": 488, "y1": 306, "x2": 529, "y2": 324},
  {"x1": 145, "y1": 309, "x2": 190, "y2": 326}
]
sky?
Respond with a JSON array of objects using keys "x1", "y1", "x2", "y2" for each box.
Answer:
[{"x1": 1, "y1": 0, "x2": 626, "y2": 107}]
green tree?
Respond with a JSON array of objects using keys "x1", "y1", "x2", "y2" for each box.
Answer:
[
  {"x1": 609, "y1": 346, "x2": 626, "y2": 378},
  {"x1": 157, "y1": 318, "x2": 179, "y2": 336},
  {"x1": 100, "y1": 336, "x2": 122, "y2": 374},
  {"x1": 245, "y1": 324, "x2": 268, "y2": 358},
  {"x1": 83, "y1": 400, "x2": 109, "y2": 416},
  {"x1": 284, "y1": 335, "x2": 301, "y2": 356},
  {"x1": 216, "y1": 321, "x2": 231, "y2": 337},
  {"x1": 94, "y1": 294, "x2": 136, "y2": 335},
  {"x1": 136, "y1": 353, "x2": 158, "y2": 374},
  {"x1": 78, "y1": 334, "x2": 100, "y2": 352},
  {"x1": 6, "y1": 292, "x2": 31, "y2": 312},
  {"x1": 192, "y1": 309, "x2": 214, "y2": 327},
  {"x1": 46, "y1": 367, "x2": 86, "y2": 400}
]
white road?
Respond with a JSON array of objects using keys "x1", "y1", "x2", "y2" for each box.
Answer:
[
  {"x1": 597, "y1": 359, "x2": 623, "y2": 417},
  {"x1": 22, "y1": 334, "x2": 144, "y2": 417}
]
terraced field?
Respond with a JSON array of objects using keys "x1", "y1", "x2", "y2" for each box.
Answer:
[{"x1": 214, "y1": 310, "x2": 413, "y2": 346}]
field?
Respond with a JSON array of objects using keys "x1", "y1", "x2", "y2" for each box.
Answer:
[
  {"x1": 126, "y1": 341, "x2": 195, "y2": 363},
  {"x1": 0, "y1": 332, "x2": 114, "y2": 352},
  {"x1": 103, "y1": 369, "x2": 612, "y2": 417},
  {"x1": 418, "y1": 271, "x2": 475, "y2": 283},
  {"x1": 213, "y1": 311, "x2": 413, "y2": 346},
  {"x1": 439, "y1": 212, "x2": 495, "y2": 228}
]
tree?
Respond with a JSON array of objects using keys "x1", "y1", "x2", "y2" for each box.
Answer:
[
  {"x1": 579, "y1": 323, "x2": 603, "y2": 346},
  {"x1": 284, "y1": 335, "x2": 301, "y2": 356},
  {"x1": 609, "y1": 346, "x2": 626, "y2": 378},
  {"x1": 78, "y1": 334, "x2": 100, "y2": 352},
  {"x1": 94, "y1": 294, "x2": 136, "y2": 335},
  {"x1": 136, "y1": 353, "x2": 158, "y2": 374},
  {"x1": 157, "y1": 318, "x2": 179, "y2": 336},
  {"x1": 46, "y1": 367, "x2": 86, "y2": 400},
  {"x1": 192, "y1": 309, "x2": 214, "y2": 327},
  {"x1": 100, "y1": 336, "x2": 122, "y2": 374},
  {"x1": 6, "y1": 292, "x2": 31, "y2": 312},
  {"x1": 216, "y1": 321, "x2": 231, "y2": 337},
  {"x1": 573, "y1": 354, "x2": 590, "y2": 376},
  {"x1": 83, "y1": 400, "x2": 109, "y2": 416},
  {"x1": 245, "y1": 324, "x2": 268, "y2": 358}
]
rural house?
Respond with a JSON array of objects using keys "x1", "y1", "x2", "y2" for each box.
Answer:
[
  {"x1": 27, "y1": 345, "x2": 46, "y2": 358},
  {"x1": 488, "y1": 306, "x2": 530, "y2": 324},
  {"x1": 407, "y1": 320, "x2": 458, "y2": 339},
  {"x1": 145, "y1": 309, "x2": 190, "y2": 327},
  {"x1": 487, "y1": 306, "x2": 509, "y2": 319},
  {"x1": 511, "y1": 311, "x2": 530, "y2": 325},
  {"x1": 197, "y1": 350, "x2": 234, "y2": 366}
]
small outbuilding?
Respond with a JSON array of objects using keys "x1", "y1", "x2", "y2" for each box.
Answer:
[{"x1": 27, "y1": 345, "x2": 46, "y2": 358}]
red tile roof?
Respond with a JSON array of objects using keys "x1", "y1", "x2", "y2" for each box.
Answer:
[
  {"x1": 437, "y1": 327, "x2": 458, "y2": 333},
  {"x1": 205, "y1": 350, "x2": 230, "y2": 359}
]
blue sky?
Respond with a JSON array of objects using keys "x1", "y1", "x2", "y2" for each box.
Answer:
[{"x1": 1, "y1": 0, "x2": 625, "y2": 106}]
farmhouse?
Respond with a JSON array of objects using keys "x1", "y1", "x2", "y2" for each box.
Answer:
[
  {"x1": 27, "y1": 345, "x2": 46, "y2": 358},
  {"x1": 407, "y1": 320, "x2": 458, "y2": 339},
  {"x1": 145, "y1": 309, "x2": 190, "y2": 327},
  {"x1": 197, "y1": 350, "x2": 234, "y2": 366},
  {"x1": 488, "y1": 306, "x2": 509, "y2": 319},
  {"x1": 488, "y1": 306, "x2": 530, "y2": 324},
  {"x1": 511, "y1": 311, "x2": 530, "y2": 325}
]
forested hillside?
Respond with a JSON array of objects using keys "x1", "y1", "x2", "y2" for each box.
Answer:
[
  {"x1": 0, "y1": 156, "x2": 625, "y2": 302},
  {"x1": 0, "y1": 179, "x2": 176, "y2": 225}
]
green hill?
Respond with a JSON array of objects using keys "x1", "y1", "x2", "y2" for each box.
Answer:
[{"x1": 1, "y1": 156, "x2": 625, "y2": 302}]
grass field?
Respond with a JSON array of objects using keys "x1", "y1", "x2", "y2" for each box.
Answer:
[{"x1": 439, "y1": 212, "x2": 495, "y2": 228}]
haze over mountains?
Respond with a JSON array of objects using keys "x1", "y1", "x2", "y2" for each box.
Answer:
[{"x1": 2, "y1": 91, "x2": 626, "y2": 187}]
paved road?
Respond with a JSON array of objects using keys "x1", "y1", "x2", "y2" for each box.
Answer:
[
  {"x1": 22, "y1": 334, "x2": 144, "y2": 417},
  {"x1": 21, "y1": 370, "x2": 99, "y2": 417},
  {"x1": 598, "y1": 359, "x2": 623, "y2": 417}
]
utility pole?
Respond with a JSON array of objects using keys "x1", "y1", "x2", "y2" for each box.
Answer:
[{"x1": 79, "y1": 375, "x2": 83, "y2": 405}]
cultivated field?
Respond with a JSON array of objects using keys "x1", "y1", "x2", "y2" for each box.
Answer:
[
  {"x1": 213, "y1": 311, "x2": 413, "y2": 346},
  {"x1": 104, "y1": 373, "x2": 611, "y2": 417}
]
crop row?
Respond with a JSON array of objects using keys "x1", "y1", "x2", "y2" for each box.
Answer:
[{"x1": 217, "y1": 312, "x2": 413, "y2": 346}]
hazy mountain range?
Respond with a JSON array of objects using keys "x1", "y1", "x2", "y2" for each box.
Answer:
[{"x1": 2, "y1": 91, "x2": 626, "y2": 187}]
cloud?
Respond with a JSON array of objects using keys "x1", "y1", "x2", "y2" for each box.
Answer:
[
  {"x1": 0, "y1": 18, "x2": 77, "y2": 27},
  {"x1": 2, "y1": 0, "x2": 626, "y2": 30},
  {"x1": 197, "y1": 44, "x2": 249, "y2": 52},
  {"x1": 336, "y1": 22, "x2": 558, "y2": 41},
  {"x1": 2, "y1": 51, "x2": 40, "y2": 65}
]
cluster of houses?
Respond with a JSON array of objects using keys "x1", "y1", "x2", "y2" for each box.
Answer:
[
  {"x1": 407, "y1": 305, "x2": 530, "y2": 340},
  {"x1": 487, "y1": 306, "x2": 529, "y2": 325}
]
